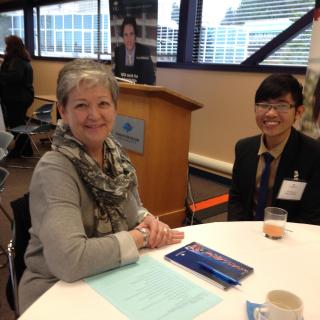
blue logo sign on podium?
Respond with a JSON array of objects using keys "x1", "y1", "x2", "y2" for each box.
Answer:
[{"x1": 112, "y1": 115, "x2": 145, "y2": 154}]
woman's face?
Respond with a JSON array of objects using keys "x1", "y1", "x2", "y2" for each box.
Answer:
[{"x1": 59, "y1": 83, "x2": 116, "y2": 154}]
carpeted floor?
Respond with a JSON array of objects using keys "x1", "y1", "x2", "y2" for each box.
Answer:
[{"x1": 187, "y1": 169, "x2": 229, "y2": 224}]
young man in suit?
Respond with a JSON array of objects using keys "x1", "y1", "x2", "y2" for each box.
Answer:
[
  {"x1": 113, "y1": 16, "x2": 155, "y2": 85},
  {"x1": 228, "y1": 74, "x2": 320, "y2": 225}
]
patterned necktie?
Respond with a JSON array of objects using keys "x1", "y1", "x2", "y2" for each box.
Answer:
[{"x1": 255, "y1": 152, "x2": 274, "y2": 220}]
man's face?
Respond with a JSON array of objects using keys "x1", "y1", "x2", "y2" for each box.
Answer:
[
  {"x1": 255, "y1": 93, "x2": 304, "y2": 149},
  {"x1": 123, "y1": 24, "x2": 136, "y2": 51}
]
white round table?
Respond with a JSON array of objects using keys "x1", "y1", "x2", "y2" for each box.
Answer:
[{"x1": 19, "y1": 222, "x2": 320, "y2": 319}]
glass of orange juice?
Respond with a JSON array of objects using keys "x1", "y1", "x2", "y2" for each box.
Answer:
[{"x1": 263, "y1": 207, "x2": 288, "y2": 239}]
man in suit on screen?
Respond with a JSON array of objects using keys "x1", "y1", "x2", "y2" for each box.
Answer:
[
  {"x1": 228, "y1": 74, "x2": 320, "y2": 225},
  {"x1": 113, "y1": 16, "x2": 155, "y2": 85}
]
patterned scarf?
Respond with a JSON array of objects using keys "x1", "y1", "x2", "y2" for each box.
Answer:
[{"x1": 52, "y1": 121, "x2": 137, "y2": 234}]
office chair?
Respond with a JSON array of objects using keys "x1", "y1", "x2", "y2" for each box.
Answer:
[
  {"x1": 0, "y1": 131, "x2": 14, "y2": 160},
  {"x1": 9, "y1": 103, "x2": 56, "y2": 156},
  {"x1": 0, "y1": 166, "x2": 11, "y2": 268},
  {"x1": 0, "y1": 166, "x2": 11, "y2": 221},
  {"x1": 6, "y1": 193, "x2": 31, "y2": 318}
]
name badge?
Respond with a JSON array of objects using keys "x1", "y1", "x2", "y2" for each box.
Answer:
[
  {"x1": 277, "y1": 179, "x2": 307, "y2": 201},
  {"x1": 136, "y1": 56, "x2": 149, "y2": 60}
]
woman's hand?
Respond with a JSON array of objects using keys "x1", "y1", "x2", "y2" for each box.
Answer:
[{"x1": 138, "y1": 214, "x2": 184, "y2": 248}]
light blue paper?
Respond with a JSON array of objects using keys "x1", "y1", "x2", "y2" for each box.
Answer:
[{"x1": 85, "y1": 255, "x2": 222, "y2": 320}]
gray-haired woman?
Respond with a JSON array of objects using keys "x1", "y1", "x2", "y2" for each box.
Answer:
[{"x1": 18, "y1": 59, "x2": 184, "y2": 313}]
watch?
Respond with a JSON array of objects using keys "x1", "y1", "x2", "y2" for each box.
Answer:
[{"x1": 135, "y1": 227, "x2": 150, "y2": 248}]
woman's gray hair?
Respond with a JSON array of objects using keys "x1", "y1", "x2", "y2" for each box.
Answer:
[{"x1": 56, "y1": 59, "x2": 119, "y2": 107}]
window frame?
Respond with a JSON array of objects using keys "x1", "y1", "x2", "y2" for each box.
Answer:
[{"x1": 0, "y1": 0, "x2": 314, "y2": 74}]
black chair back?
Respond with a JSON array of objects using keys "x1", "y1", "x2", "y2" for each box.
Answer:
[{"x1": 6, "y1": 193, "x2": 31, "y2": 314}]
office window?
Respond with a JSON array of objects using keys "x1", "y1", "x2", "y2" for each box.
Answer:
[
  {"x1": 102, "y1": 14, "x2": 109, "y2": 55},
  {"x1": 74, "y1": 15, "x2": 82, "y2": 29},
  {"x1": 99, "y1": 0, "x2": 110, "y2": 58},
  {"x1": 55, "y1": 15, "x2": 63, "y2": 29},
  {"x1": 263, "y1": 26, "x2": 312, "y2": 66},
  {"x1": 74, "y1": 31, "x2": 82, "y2": 53},
  {"x1": 64, "y1": 31, "x2": 72, "y2": 52},
  {"x1": 0, "y1": 0, "x2": 313, "y2": 71},
  {"x1": 46, "y1": 16, "x2": 54, "y2": 29},
  {"x1": 64, "y1": 15, "x2": 73, "y2": 29},
  {"x1": 40, "y1": 15, "x2": 45, "y2": 29},
  {"x1": 0, "y1": 10, "x2": 24, "y2": 53},
  {"x1": 157, "y1": 0, "x2": 180, "y2": 62},
  {"x1": 94, "y1": 32, "x2": 99, "y2": 54},
  {"x1": 34, "y1": 0, "x2": 110, "y2": 59},
  {"x1": 34, "y1": 9, "x2": 38, "y2": 55},
  {"x1": 46, "y1": 30, "x2": 54, "y2": 52},
  {"x1": 56, "y1": 31, "x2": 63, "y2": 52},
  {"x1": 83, "y1": 15, "x2": 92, "y2": 29},
  {"x1": 84, "y1": 32, "x2": 92, "y2": 53},
  {"x1": 195, "y1": 0, "x2": 314, "y2": 66}
]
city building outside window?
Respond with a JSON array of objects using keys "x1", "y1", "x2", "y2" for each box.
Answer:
[
  {"x1": 33, "y1": 0, "x2": 110, "y2": 59},
  {"x1": 0, "y1": 10, "x2": 24, "y2": 53},
  {"x1": 196, "y1": 0, "x2": 314, "y2": 66},
  {"x1": 157, "y1": 0, "x2": 180, "y2": 62}
]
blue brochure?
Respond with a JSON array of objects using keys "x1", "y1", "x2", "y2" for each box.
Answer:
[{"x1": 164, "y1": 242, "x2": 254, "y2": 290}]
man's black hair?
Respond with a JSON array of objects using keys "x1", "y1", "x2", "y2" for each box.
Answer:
[
  {"x1": 255, "y1": 74, "x2": 303, "y2": 108},
  {"x1": 120, "y1": 16, "x2": 138, "y2": 37}
]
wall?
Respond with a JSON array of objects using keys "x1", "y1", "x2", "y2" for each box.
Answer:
[
  {"x1": 157, "y1": 68, "x2": 305, "y2": 168},
  {"x1": 32, "y1": 60, "x2": 305, "y2": 172},
  {"x1": 32, "y1": 60, "x2": 64, "y2": 95}
]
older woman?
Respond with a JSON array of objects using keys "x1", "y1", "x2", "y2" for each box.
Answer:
[{"x1": 18, "y1": 59, "x2": 184, "y2": 313}]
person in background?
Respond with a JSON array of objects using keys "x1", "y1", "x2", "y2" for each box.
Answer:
[
  {"x1": 311, "y1": 76, "x2": 320, "y2": 124},
  {"x1": 0, "y1": 35, "x2": 34, "y2": 157},
  {"x1": 18, "y1": 59, "x2": 184, "y2": 313},
  {"x1": 228, "y1": 74, "x2": 320, "y2": 225},
  {"x1": 113, "y1": 16, "x2": 155, "y2": 85}
]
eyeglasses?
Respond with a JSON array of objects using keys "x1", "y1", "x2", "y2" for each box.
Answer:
[{"x1": 255, "y1": 102, "x2": 295, "y2": 113}]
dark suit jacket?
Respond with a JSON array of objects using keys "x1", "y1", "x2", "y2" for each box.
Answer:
[
  {"x1": 113, "y1": 43, "x2": 155, "y2": 85},
  {"x1": 228, "y1": 128, "x2": 320, "y2": 225}
]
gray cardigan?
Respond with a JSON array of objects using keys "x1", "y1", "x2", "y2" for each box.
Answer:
[{"x1": 19, "y1": 151, "x2": 147, "y2": 313}]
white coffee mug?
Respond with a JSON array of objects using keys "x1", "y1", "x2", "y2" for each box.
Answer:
[{"x1": 254, "y1": 290, "x2": 303, "y2": 320}]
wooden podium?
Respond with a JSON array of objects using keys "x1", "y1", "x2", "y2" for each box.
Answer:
[{"x1": 117, "y1": 83, "x2": 202, "y2": 227}]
